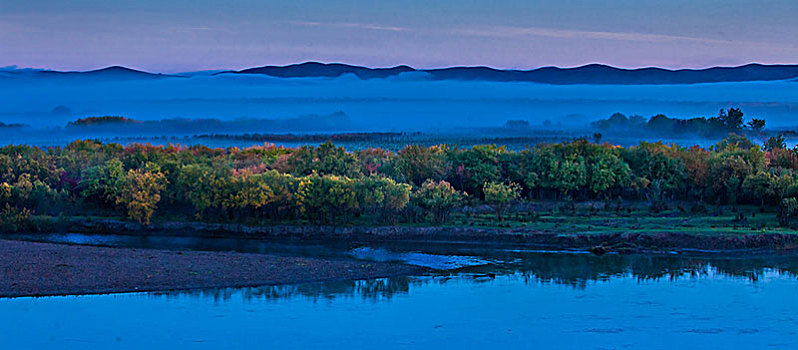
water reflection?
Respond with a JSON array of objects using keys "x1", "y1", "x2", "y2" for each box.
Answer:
[
  {"x1": 465, "y1": 253, "x2": 798, "y2": 289},
  {"x1": 7, "y1": 232, "x2": 798, "y2": 294},
  {"x1": 150, "y1": 277, "x2": 417, "y2": 303},
  {"x1": 149, "y1": 253, "x2": 798, "y2": 303}
]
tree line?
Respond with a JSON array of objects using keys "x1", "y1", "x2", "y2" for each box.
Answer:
[
  {"x1": 1, "y1": 133, "x2": 798, "y2": 228},
  {"x1": 591, "y1": 108, "x2": 767, "y2": 137}
]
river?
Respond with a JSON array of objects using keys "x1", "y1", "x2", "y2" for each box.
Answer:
[{"x1": 2, "y1": 233, "x2": 797, "y2": 349}]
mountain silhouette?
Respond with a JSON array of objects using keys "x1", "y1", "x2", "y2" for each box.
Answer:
[
  {"x1": 232, "y1": 62, "x2": 798, "y2": 84},
  {"x1": 36, "y1": 66, "x2": 176, "y2": 80},
  {"x1": 6, "y1": 62, "x2": 798, "y2": 84},
  {"x1": 236, "y1": 62, "x2": 416, "y2": 79}
]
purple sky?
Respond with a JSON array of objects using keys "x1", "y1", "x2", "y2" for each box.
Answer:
[{"x1": 2, "y1": 0, "x2": 797, "y2": 73}]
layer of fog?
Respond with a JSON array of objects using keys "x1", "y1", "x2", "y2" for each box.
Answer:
[{"x1": 1, "y1": 72, "x2": 797, "y2": 132}]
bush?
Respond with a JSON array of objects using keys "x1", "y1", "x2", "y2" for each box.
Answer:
[
  {"x1": 0, "y1": 204, "x2": 32, "y2": 232},
  {"x1": 778, "y1": 197, "x2": 798, "y2": 226}
]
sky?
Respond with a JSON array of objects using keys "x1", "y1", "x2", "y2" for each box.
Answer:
[{"x1": 1, "y1": 0, "x2": 797, "y2": 73}]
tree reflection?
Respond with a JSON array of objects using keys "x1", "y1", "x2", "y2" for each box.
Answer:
[
  {"x1": 456, "y1": 252, "x2": 798, "y2": 289},
  {"x1": 150, "y1": 277, "x2": 416, "y2": 303},
  {"x1": 149, "y1": 253, "x2": 798, "y2": 301}
]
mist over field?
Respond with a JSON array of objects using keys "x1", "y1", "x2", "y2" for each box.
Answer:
[{"x1": 1, "y1": 71, "x2": 797, "y2": 134}]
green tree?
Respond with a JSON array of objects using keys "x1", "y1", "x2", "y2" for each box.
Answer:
[
  {"x1": 176, "y1": 163, "x2": 230, "y2": 218},
  {"x1": 483, "y1": 181, "x2": 520, "y2": 220},
  {"x1": 78, "y1": 158, "x2": 126, "y2": 207},
  {"x1": 586, "y1": 150, "x2": 631, "y2": 197},
  {"x1": 355, "y1": 176, "x2": 411, "y2": 224},
  {"x1": 742, "y1": 171, "x2": 777, "y2": 207},
  {"x1": 296, "y1": 173, "x2": 358, "y2": 224},
  {"x1": 449, "y1": 145, "x2": 505, "y2": 197},
  {"x1": 720, "y1": 108, "x2": 744, "y2": 131},
  {"x1": 714, "y1": 133, "x2": 755, "y2": 151},
  {"x1": 747, "y1": 118, "x2": 765, "y2": 133},
  {"x1": 413, "y1": 180, "x2": 464, "y2": 224},
  {"x1": 778, "y1": 197, "x2": 798, "y2": 226},
  {"x1": 525, "y1": 147, "x2": 587, "y2": 199},
  {"x1": 393, "y1": 145, "x2": 449, "y2": 186}
]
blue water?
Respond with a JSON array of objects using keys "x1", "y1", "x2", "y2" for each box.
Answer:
[{"x1": 2, "y1": 234, "x2": 798, "y2": 349}]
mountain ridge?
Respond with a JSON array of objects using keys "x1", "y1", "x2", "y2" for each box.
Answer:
[
  {"x1": 3, "y1": 66, "x2": 180, "y2": 80},
  {"x1": 229, "y1": 62, "x2": 798, "y2": 84},
  {"x1": 6, "y1": 62, "x2": 798, "y2": 84}
]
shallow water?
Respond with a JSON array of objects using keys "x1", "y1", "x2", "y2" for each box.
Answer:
[{"x1": 2, "y1": 233, "x2": 798, "y2": 348}]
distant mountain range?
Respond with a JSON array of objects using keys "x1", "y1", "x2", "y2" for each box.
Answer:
[
  {"x1": 4, "y1": 62, "x2": 798, "y2": 84},
  {"x1": 231, "y1": 62, "x2": 798, "y2": 84},
  {"x1": 0, "y1": 66, "x2": 176, "y2": 80}
]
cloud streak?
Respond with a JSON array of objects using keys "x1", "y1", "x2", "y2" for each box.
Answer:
[
  {"x1": 450, "y1": 25, "x2": 798, "y2": 53},
  {"x1": 282, "y1": 20, "x2": 792, "y2": 52},
  {"x1": 454, "y1": 25, "x2": 739, "y2": 45},
  {"x1": 285, "y1": 20, "x2": 409, "y2": 33}
]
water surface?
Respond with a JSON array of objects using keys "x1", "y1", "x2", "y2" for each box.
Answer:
[{"x1": 2, "y1": 234, "x2": 798, "y2": 349}]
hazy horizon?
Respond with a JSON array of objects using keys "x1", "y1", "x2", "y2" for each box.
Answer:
[
  {"x1": 3, "y1": 0, "x2": 798, "y2": 73},
  {"x1": 7, "y1": 60, "x2": 798, "y2": 75}
]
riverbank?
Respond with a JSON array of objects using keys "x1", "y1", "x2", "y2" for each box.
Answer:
[
  {"x1": 24, "y1": 216, "x2": 798, "y2": 254},
  {"x1": 0, "y1": 240, "x2": 424, "y2": 298}
]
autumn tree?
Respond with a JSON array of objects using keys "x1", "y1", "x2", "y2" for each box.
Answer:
[
  {"x1": 218, "y1": 173, "x2": 276, "y2": 218},
  {"x1": 260, "y1": 170, "x2": 300, "y2": 221},
  {"x1": 282, "y1": 142, "x2": 361, "y2": 178},
  {"x1": 115, "y1": 163, "x2": 167, "y2": 224},
  {"x1": 357, "y1": 148, "x2": 394, "y2": 176},
  {"x1": 764, "y1": 134, "x2": 786, "y2": 151}
]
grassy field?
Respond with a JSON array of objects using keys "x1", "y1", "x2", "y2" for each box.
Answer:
[{"x1": 445, "y1": 202, "x2": 798, "y2": 236}]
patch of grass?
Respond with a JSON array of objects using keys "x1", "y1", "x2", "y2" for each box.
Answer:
[{"x1": 447, "y1": 204, "x2": 798, "y2": 236}]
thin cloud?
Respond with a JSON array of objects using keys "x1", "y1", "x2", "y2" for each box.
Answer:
[
  {"x1": 285, "y1": 20, "x2": 409, "y2": 33},
  {"x1": 454, "y1": 25, "x2": 746, "y2": 46},
  {"x1": 167, "y1": 26, "x2": 233, "y2": 33}
]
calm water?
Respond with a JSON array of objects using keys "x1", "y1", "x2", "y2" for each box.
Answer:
[{"x1": 2, "y1": 233, "x2": 798, "y2": 349}]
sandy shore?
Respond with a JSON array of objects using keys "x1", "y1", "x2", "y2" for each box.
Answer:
[{"x1": 0, "y1": 239, "x2": 423, "y2": 298}]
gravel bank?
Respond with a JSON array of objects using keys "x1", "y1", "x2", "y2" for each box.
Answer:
[{"x1": 0, "y1": 239, "x2": 423, "y2": 298}]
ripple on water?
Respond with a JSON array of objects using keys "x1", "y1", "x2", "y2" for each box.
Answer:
[
  {"x1": 685, "y1": 328, "x2": 725, "y2": 334},
  {"x1": 348, "y1": 247, "x2": 490, "y2": 270},
  {"x1": 582, "y1": 328, "x2": 625, "y2": 334}
]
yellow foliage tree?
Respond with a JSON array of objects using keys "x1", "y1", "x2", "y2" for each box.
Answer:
[{"x1": 116, "y1": 164, "x2": 167, "y2": 224}]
